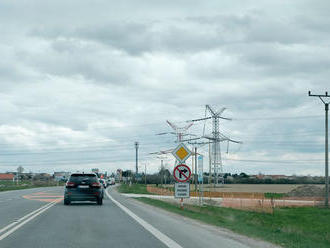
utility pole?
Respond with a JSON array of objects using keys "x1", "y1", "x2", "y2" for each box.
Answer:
[
  {"x1": 209, "y1": 142, "x2": 212, "y2": 184},
  {"x1": 308, "y1": 91, "x2": 329, "y2": 207},
  {"x1": 144, "y1": 163, "x2": 147, "y2": 185},
  {"x1": 195, "y1": 147, "x2": 198, "y2": 192},
  {"x1": 161, "y1": 159, "x2": 164, "y2": 186},
  {"x1": 135, "y1": 142, "x2": 139, "y2": 175}
]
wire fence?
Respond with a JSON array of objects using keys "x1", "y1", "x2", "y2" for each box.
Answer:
[{"x1": 146, "y1": 185, "x2": 326, "y2": 213}]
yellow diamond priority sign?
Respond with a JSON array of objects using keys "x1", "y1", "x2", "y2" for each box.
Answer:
[{"x1": 172, "y1": 143, "x2": 192, "y2": 162}]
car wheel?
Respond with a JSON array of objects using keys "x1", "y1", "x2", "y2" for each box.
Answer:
[
  {"x1": 97, "y1": 197, "x2": 103, "y2": 205},
  {"x1": 64, "y1": 199, "x2": 70, "y2": 205}
]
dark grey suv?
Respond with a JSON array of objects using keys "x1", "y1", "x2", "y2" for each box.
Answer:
[{"x1": 64, "y1": 173, "x2": 103, "y2": 205}]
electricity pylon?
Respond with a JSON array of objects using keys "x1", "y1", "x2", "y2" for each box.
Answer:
[
  {"x1": 157, "y1": 120, "x2": 194, "y2": 142},
  {"x1": 190, "y1": 105, "x2": 241, "y2": 186},
  {"x1": 152, "y1": 121, "x2": 194, "y2": 166}
]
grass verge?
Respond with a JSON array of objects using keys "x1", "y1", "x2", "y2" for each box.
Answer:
[
  {"x1": 136, "y1": 197, "x2": 330, "y2": 248},
  {"x1": 0, "y1": 181, "x2": 64, "y2": 192},
  {"x1": 264, "y1": 192, "x2": 286, "y2": 199},
  {"x1": 117, "y1": 184, "x2": 151, "y2": 194}
]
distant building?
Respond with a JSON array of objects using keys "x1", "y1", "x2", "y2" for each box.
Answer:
[
  {"x1": 53, "y1": 172, "x2": 71, "y2": 181},
  {"x1": 270, "y1": 175, "x2": 288, "y2": 179},
  {"x1": 33, "y1": 173, "x2": 52, "y2": 181},
  {"x1": 252, "y1": 174, "x2": 289, "y2": 180},
  {"x1": 0, "y1": 173, "x2": 15, "y2": 181}
]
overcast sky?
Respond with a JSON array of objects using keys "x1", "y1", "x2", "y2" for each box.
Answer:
[{"x1": 0, "y1": 0, "x2": 329, "y2": 175}]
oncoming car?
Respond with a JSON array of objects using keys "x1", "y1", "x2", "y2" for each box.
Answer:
[{"x1": 64, "y1": 173, "x2": 103, "y2": 205}]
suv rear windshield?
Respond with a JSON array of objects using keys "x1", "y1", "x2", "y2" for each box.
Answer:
[{"x1": 69, "y1": 174, "x2": 98, "y2": 183}]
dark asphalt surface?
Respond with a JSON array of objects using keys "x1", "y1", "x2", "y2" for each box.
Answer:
[
  {"x1": 0, "y1": 187, "x2": 58, "y2": 232},
  {"x1": 0, "y1": 186, "x2": 277, "y2": 248}
]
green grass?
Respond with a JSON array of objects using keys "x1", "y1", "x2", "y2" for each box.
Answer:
[
  {"x1": 136, "y1": 197, "x2": 330, "y2": 248},
  {"x1": 0, "y1": 181, "x2": 64, "y2": 192},
  {"x1": 117, "y1": 184, "x2": 151, "y2": 194},
  {"x1": 264, "y1": 192, "x2": 286, "y2": 199}
]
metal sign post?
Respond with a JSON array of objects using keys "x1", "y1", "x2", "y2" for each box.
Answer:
[
  {"x1": 173, "y1": 164, "x2": 191, "y2": 210},
  {"x1": 198, "y1": 155, "x2": 204, "y2": 206},
  {"x1": 172, "y1": 143, "x2": 192, "y2": 210}
]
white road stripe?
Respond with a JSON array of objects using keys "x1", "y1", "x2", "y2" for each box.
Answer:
[
  {"x1": 0, "y1": 200, "x2": 57, "y2": 241},
  {"x1": 0, "y1": 201, "x2": 54, "y2": 235},
  {"x1": 105, "y1": 189, "x2": 183, "y2": 248}
]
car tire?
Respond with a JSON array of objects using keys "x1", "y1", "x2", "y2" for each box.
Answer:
[
  {"x1": 64, "y1": 199, "x2": 70, "y2": 205},
  {"x1": 97, "y1": 197, "x2": 103, "y2": 205}
]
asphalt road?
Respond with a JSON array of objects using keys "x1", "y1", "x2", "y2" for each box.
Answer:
[{"x1": 0, "y1": 186, "x2": 278, "y2": 248}]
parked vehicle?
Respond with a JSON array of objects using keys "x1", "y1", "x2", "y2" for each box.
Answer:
[{"x1": 64, "y1": 173, "x2": 103, "y2": 205}]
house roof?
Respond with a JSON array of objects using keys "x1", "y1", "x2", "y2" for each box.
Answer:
[{"x1": 0, "y1": 173, "x2": 15, "y2": 180}]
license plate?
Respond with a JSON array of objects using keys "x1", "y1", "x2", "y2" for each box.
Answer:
[{"x1": 78, "y1": 185, "x2": 89, "y2": 188}]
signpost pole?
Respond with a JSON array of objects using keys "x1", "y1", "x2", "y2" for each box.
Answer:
[
  {"x1": 195, "y1": 147, "x2": 198, "y2": 193},
  {"x1": 325, "y1": 103, "x2": 329, "y2": 207},
  {"x1": 172, "y1": 143, "x2": 192, "y2": 211},
  {"x1": 197, "y1": 155, "x2": 204, "y2": 206},
  {"x1": 201, "y1": 175, "x2": 204, "y2": 206},
  {"x1": 144, "y1": 163, "x2": 147, "y2": 185}
]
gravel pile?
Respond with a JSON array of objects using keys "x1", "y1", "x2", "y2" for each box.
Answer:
[{"x1": 287, "y1": 185, "x2": 326, "y2": 197}]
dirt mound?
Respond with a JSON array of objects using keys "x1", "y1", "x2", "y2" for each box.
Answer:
[{"x1": 287, "y1": 185, "x2": 325, "y2": 197}]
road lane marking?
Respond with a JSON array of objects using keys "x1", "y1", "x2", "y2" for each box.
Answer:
[
  {"x1": 105, "y1": 190, "x2": 183, "y2": 248},
  {"x1": 0, "y1": 201, "x2": 54, "y2": 235},
  {"x1": 0, "y1": 200, "x2": 58, "y2": 241},
  {"x1": 0, "y1": 201, "x2": 55, "y2": 235}
]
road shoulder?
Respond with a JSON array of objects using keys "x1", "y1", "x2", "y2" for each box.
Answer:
[{"x1": 110, "y1": 187, "x2": 280, "y2": 248}]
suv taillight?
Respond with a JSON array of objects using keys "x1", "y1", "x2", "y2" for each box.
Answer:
[
  {"x1": 91, "y1": 182, "x2": 101, "y2": 188},
  {"x1": 66, "y1": 182, "x2": 75, "y2": 188}
]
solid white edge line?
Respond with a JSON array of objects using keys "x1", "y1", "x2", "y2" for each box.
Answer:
[
  {"x1": 105, "y1": 189, "x2": 183, "y2": 248},
  {"x1": 0, "y1": 200, "x2": 57, "y2": 241}
]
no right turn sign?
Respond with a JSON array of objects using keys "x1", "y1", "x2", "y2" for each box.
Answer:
[{"x1": 173, "y1": 164, "x2": 191, "y2": 183}]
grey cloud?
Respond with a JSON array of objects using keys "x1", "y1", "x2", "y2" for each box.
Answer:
[{"x1": 0, "y1": 0, "x2": 328, "y2": 175}]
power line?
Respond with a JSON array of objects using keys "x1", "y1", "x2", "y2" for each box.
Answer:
[
  {"x1": 234, "y1": 115, "x2": 323, "y2": 121},
  {"x1": 223, "y1": 158, "x2": 323, "y2": 164}
]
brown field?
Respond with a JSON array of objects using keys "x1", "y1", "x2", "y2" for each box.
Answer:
[
  {"x1": 161, "y1": 184, "x2": 323, "y2": 193},
  {"x1": 202, "y1": 184, "x2": 303, "y2": 193}
]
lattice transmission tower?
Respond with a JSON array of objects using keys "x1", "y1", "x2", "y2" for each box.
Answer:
[
  {"x1": 157, "y1": 120, "x2": 194, "y2": 142},
  {"x1": 191, "y1": 105, "x2": 241, "y2": 185},
  {"x1": 150, "y1": 120, "x2": 194, "y2": 161}
]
